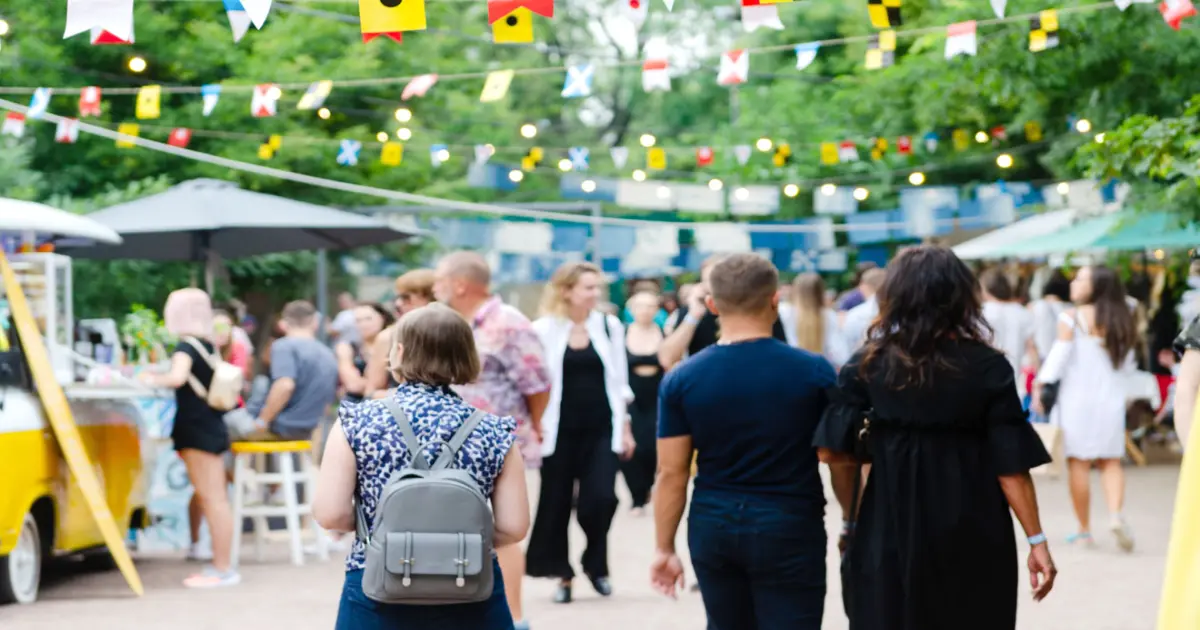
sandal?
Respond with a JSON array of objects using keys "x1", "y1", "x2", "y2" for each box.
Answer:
[{"x1": 1065, "y1": 532, "x2": 1095, "y2": 547}]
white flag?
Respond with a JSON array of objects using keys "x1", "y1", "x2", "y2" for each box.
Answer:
[
  {"x1": 642, "y1": 59, "x2": 671, "y2": 92},
  {"x1": 734, "y1": 145, "x2": 752, "y2": 165},
  {"x1": 742, "y1": 4, "x2": 784, "y2": 32},
  {"x1": 989, "y1": 0, "x2": 1006, "y2": 18},
  {"x1": 611, "y1": 146, "x2": 630, "y2": 169},
  {"x1": 65, "y1": 0, "x2": 134, "y2": 40},
  {"x1": 794, "y1": 43, "x2": 819, "y2": 70},
  {"x1": 27, "y1": 88, "x2": 52, "y2": 119},
  {"x1": 474, "y1": 144, "x2": 494, "y2": 164},
  {"x1": 201, "y1": 85, "x2": 221, "y2": 117},
  {"x1": 1, "y1": 113, "x2": 26, "y2": 138},
  {"x1": 251, "y1": 84, "x2": 278, "y2": 117},
  {"x1": 944, "y1": 21, "x2": 977, "y2": 59},
  {"x1": 55, "y1": 118, "x2": 80, "y2": 143},
  {"x1": 717, "y1": 50, "x2": 749, "y2": 86},
  {"x1": 621, "y1": 0, "x2": 648, "y2": 28}
]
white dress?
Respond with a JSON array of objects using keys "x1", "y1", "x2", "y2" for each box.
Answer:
[{"x1": 1036, "y1": 312, "x2": 1132, "y2": 460}]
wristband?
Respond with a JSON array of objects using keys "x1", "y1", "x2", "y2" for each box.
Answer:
[
  {"x1": 684, "y1": 313, "x2": 701, "y2": 326},
  {"x1": 1027, "y1": 533, "x2": 1047, "y2": 546}
]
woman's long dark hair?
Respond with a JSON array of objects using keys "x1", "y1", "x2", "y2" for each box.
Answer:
[
  {"x1": 1081, "y1": 265, "x2": 1137, "y2": 369},
  {"x1": 860, "y1": 246, "x2": 992, "y2": 387}
]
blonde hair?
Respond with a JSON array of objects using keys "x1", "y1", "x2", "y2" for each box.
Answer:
[
  {"x1": 394, "y1": 269, "x2": 436, "y2": 301},
  {"x1": 539, "y1": 261, "x2": 602, "y2": 317},
  {"x1": 164, "y1": 288, "x2": 214, "y2": 339},
  {"x1": 791, "y1": 273, "x2": 827, "y2": 355},
  {"x1": 389, "y1": 303, "x2": 480, "y2": 386}
]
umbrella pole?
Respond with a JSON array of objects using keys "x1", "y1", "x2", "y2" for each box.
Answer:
[{"x1": 316, "y1": 249, "x2": 329, "y2": 343}]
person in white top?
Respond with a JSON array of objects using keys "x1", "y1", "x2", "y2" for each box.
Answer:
[
  {"x1": 1029, "y1": 269, "x2": 1072, "y2": 362},
  {"x1": 980, "y1": 268, "x2": 1036, "y2": 395},
  {"x1": 528, "y1": 262, "x2": 635, "y2": 604},
  {"x1": 841, "y1": 268, "x2": 887, "y2": 351},
  {"x1": 778, "y1": 273, "x2": 850, "y2": 368},
  {"x1": 1033, "y1": 265, "x2": 1138, "y2": 552}
]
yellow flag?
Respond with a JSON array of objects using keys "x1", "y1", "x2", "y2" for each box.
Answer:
[
  {"x1": 820, "y1": 142, "x2": 839, "y2": 165},
  {"x1": 879, "y1": 29, "x2": 897, "y2": 51},
  {"x1": 480, "y1": 70, "x2": 515, "y2": 103},
  {"x1": 1025, "y1": 121, "x2": 1043, "y2": 142},
  {"x1": 135, "y1": 85, "x2": 161, "y2": 120},
  {"x1": 359, "y1": 0, "x2": 426, "y2": 39},
  {"x1": 522, "y1": 147, "x2": 543, "y2": 171},
  {"x1": 492, "y1": 7, "x2": 534, "y2": 43},
  {"x1": 258, "y1": 135, "x2": 281, "y2": 160},
  {"x1": 381, "y1": 142, "x2": 403, "y2": 166},
  {"x1": 952, "y1": 128, "x2": 969, "y2": 151},
  {"x1": 116, "y1": 123, "x2": 139, "y2": 148},
  {"x1": 268, "y1": 134, "x2": 283, "y2": 150},
  {"x1": 647, "y1": 147, "x2": 666, "y2": 170}
]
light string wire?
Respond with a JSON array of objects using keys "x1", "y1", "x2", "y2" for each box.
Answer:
[
  {"x1": 0, "y1": 1, "x2": 1126, "y2": 95},
  {"x1": 0, "y1": 96, "x2": 1013, "y2": 234}
]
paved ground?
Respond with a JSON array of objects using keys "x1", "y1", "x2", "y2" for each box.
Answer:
[{"x1": 1, "y1": 466, "x2": 1177, "y2": 630}]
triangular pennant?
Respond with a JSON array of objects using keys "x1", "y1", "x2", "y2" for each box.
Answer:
[
  {"x1": 297, "y1": 80, "x2": 333, "y2": 110},
  {"x1": 89, "y1": 27, "x2": 133, "y2": 44},
  {"x1": 381, "y1": 141, "x2": 403, "y2": 166},
  {"x1": 240, "y1": 0, "x2": 273, "y2": 28},
  {"x1": 201, "y1": 84, "x2": 221, "y2": 116},
  {"x1": 794, "y1": 42, "x2": 819, "y2": 70},
  {"x1": 79, "y1": 87, "x2": 102, "y2": 117},
  {"x1": 223, "y1": 0, "x2": 253, "y2": 43},
  {"x1": 55, "y1": 119, "x2": 80, "y2": 144},
  {"x1": 717, "y1": 50, "x2": 749, "y2": 86},
  {"x1": 135, "y1": 85, "x2": 161, "y2": 120},
  {"x1": 359, "y1": 0, "x2": 424, "y2": 43},
  {"x1": 562, "y1": 64, "x2": 593, "y2": 98},
  {"x1": 1, "y1": 113, "x2": 26, "y2": 138},
  {"x1": 610, "y1": 146, "x2": 630, "y2": 169},
  {"x1": 402, "y1": 74, "x2": 438, "y2": 100},
  {"x1": 642, "y1": 59, "x2": 671, "y2": 92},
  {"x1": 27, "y1": 88, "x2": 52, "y2": 120},
  {"x1": 622, "y1": 0, "x2": 649, "y2": 28},
  {"x1": 568, "y1": 146, "x2": 590, "y2": 171},
  {"x1": 741, "y1": 4, "x2": 784, "y2": 31},
  {"x1": 664, "y1": 0, "x2": 675, "y2": 9},
  {"x1": 696, "y1": 146, "x2": 714, "y2": 167},
  {"x1": 1161, "y1": 0, "x2": 1197, "y2": 29},
  {"x1": 66, "y1": 0, "x2": 135, "y2": 41},
  {"x1": 475, "y1": 144, "x2": 494, "y2": 164},
  {"x1": 990, "y1": 0, "x2": 1006, "y2": 17},
  {"x1": 116, "y1": 122, "x2": 139, "y2": 148},
  {"x1": 945, "y1": 21, "x2": 977, "y2": 59},
  {"x1": 167, "y1": 128, "x2": 192, "y2": 148},
  {"x1": 1115, "y1": 0, "x2": 1154, "y2": 9},
  {"x1": 251, "y1": 84, "x2": 279, "y2": 117},
  {"x1": 734, "y1": 144, "x2": 752, "y2": 165},
  {"x1": 480, "y1": 70, "x2": 515, "y2": 102}
]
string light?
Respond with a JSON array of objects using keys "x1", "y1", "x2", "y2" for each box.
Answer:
[
  {"x1": 755, "y1": 137, "x2": 773, "y2": 152},
  {"x1": 396, "y1": 127, "x2": 413, "y2": 141},
  {"x1": 1056, "y1": 182, "x2": 1070, "y2": 195},
  {"x1": 266, "y1": 85, "x2": 282, "y2": 101},
  {"x1": 735, "y1": 187, "x2": 751, "y2": 200},
  {"x1": 1154, "y1": 249, "x2": 1166, "y2": 260},
  {"x1": 632, "y1": 169, "x2": 647, "y2": 182},
  {"x1": 508, "y1": 170, "x2": 523, "y2": 183},
  {"x1": 783, "y1": 183, "x2": 800, "y2": 198},
  {"x1": 708, "y1": 178, "x2": 723, "y2": 191},
  {"x1": 557, "y1": 158, "x2": 572, "y2": 172},
  {"x1": 975, "y1": 131, "x2": 989, "y2": 143},
  {"x1": 908, "y1": 172, "x2": 926, "y2": 186},
  {"x1": 1095, "y1": 132, "x2": 1106, "y2": 144},
  {"x1": 394, "y1": 108, "x2": 412, "y2": 123},
  {"x1": 996, "y1": 153, "x2": 1014, "y2": 168},
  {"x1": 127, "y1": 56, "x2": 147, "y2": 73},
  {"x1": 820, "y1": 183, "x2": 837, "y2": 196},
  {"x1": 519, "y1": 123, "x2": 537, "y2": 139},
  {"x1": 1075, "y1": 119, "x2": 1092, "y2": 133},
  {"x1": 436, "y1": 148, "x2": 450, "y2": 161},
  {"x1": 639, "y1": 134, "x2": 656, "y2": 148},
  {"x1": 853, "y1": 187, "x2": 870, "y2": 201},
  {"x1": 0, "y1": 19, "x2": 10, "y2": 36},
  {"x1": 581, "y1": 179, "x2": 597, "y2": 193},
  {"x1": 376, "y1": 131, "x2": 389, "y2": 142},
  {"x1": 317, "y1": 107, "x2": 331, "y2": 120},
  {"x1": 656, "y1": 186, "x2": 671, "y2": 199}
]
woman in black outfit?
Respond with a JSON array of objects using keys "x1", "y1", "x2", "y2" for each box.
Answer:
[
  {"x1": 528, "y1": 262, "x2": 635, "y2": 604},
  {"x1": 334, "y1": 302, "x2": 394, "y2": 405},
  {"x1": 622, "y1": 291, "x2": 664, "y2": 514},
  {"x1": 140, "y1": 288, "x2": 240, "y2": 589},
  {"x1": 814, "y1": 246, "x2": 1057, "y2": 630}
]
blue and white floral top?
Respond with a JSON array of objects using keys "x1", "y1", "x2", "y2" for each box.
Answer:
[{"x1": 339, "y1": 381, "x2": 517, "y2": 571}]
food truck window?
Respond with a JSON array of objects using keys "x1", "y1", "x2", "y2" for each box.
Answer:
[{"x1": 0, "y1": 317, "x2": 33, "y2": 391}]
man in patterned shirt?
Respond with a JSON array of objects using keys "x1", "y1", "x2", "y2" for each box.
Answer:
[{"x1": 434, "y1": 250, "x2": 551, "y2": 630}]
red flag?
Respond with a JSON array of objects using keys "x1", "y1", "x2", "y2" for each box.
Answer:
[
  {"x1": 990, "y1": 125, "x2": 1007, "y2": 141},
  {"x1": 79, "y1": 87, "x2": 102, "y2": 117},
  {"x1": 696, "y1": 146, "x2": 714, "y2": 167},
  {"x1": 896, "y1": 135, "x2": 912, "y2": 155},
  {"x1": 487, "y1": 0, "x2": 554, "y2": 23},
  {"x1": 168, "y1": 128, "x2": 192, "y2": 148},
  {"x1": 1161, "y1": 0, "x2": 1197, "y2": 29},
  {"x1": 362, "y1": 32, "x2": 403, "y2": 43}
]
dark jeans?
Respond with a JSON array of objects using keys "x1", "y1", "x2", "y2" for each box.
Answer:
[
  {"x1": 688, "y1": 490, "x2": 826, "y2": 630},
  {"x1": 336, "y1": 559, "x2": 513, "y2": 630}
]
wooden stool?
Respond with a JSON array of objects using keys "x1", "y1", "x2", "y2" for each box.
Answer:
[{"x1": 229, "y1": 440, "x2": 328, "y2": 568}]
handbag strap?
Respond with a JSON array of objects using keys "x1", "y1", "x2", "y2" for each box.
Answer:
[{"x1": 181, "y1": 337, "x2": 216, "y2": 399}]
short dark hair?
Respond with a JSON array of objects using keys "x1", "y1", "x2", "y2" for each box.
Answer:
[
  {"x1": 281, "y1": 300, "x2": 317, "y2": 327},
  {"x1": 391, "y1": 303, "x2": 480, "y2": 386},
  {"x1": 980, "y1": 268, "x2": 1014, "y2": 301},
  {"x1": 708, "y1": 254, "x2": 778, "y2": 315},
  {"x1": 1042, "y1": 269, "x2": 1071, "y2": 301}
]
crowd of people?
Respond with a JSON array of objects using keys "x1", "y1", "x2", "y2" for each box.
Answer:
[{"x1": 136, "y1": 243, "x2": 1200, "y2": 629}]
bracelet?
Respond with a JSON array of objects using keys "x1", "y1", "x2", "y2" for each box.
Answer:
[
  {"x1": 684, "y1": 313, "x2": 701, "y2": 326},
  {"x1": 1027, "y1": 533, "x2": 1047, "y2": 546}
]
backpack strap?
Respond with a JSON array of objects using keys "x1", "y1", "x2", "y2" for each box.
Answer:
[
  {"x1": 181, "y1": 337, "x2": 217, "y2": 400},
  {"x1": 382, "y1": 397, "x2": 431, "y2": 471},
  {"x1": 431, "y1": 409, "x2": 487, "y2": 470}
]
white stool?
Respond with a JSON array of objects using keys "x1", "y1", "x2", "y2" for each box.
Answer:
[{"x1": 229, "y1": 440, "x2": 329, "y2": 568}]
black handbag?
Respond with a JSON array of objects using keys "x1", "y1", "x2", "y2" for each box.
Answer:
[{"x1": 1040, "y1": 381, "x2": 1060, "y2": 416}]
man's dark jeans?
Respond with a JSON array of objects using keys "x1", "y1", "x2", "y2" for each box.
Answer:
[{"x1": 688, "y1": 490, "x2": 826, "y2": 630}]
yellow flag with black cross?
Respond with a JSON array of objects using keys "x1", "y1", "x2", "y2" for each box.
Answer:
[
  {"x1": 522, "y1": 147, "x2": 544, "y2": 171},
  {"x1": 1029, "y1": 10, "x2": 1059, "y2": 52},
  {"x1": 773, "y1": 143, "x2": 792, "y2": 167},
  {"x1": 865, "y1": 30, "x2": 896, "y2": 70},
  {"x1": 867, "y1": 0, "x2": 901, "y2": 29}
]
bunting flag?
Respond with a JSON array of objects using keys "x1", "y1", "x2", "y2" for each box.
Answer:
[
  {"x1": 116, "y1": 122, "x2": 139, "y2": 148},
  {"x1": 664, "y1": 0, "x2": 675, "y2": 10},
  {"x1": 135, "y1": 85, "x2": 161, "y2": 120},
  {"x1": 734, "y1": 144, "x2": 753, "y2": 165},
  {"x1": 923, "y1": 131, "x2": 939, "y2": 152},
  {"x1": 869, "y1": 137, "x2": 888, "y2": 160},
  {"x1": 820, "y1": 142, "x2": 839, "y2": 165},
  {"x1": 201, "y1": 85, "x2": 221, "y2": 116},
  {"x1": 717, "y1": 50, "x2": 749, "y2": 86},
  {"x1": 1029, "y1": 10, "x2": 1059, "y2": 52},
  {"x1": 297, "y1": 80, "x2": 333, "y2": 110},
  {"x1": 610, "y1": 146, "x2": 629, "y2": 168},
  {"x1": 359, "y1": 0, "x2": 425, "y2": 43},
  {"x1": 867, "y1": 0, "x2": 902, "y2": 28},
  {"x1": 622, "y1": 0, "x2": 649, "y2": 28},
  {"x1": 480, "y1": 70, "x2": 515, "y2": 102},
  {"x1": 647, "y1": 147, "x2": 667, "y2": 170},
  {"x1": 952, "y1": 128, "x2": 969, "y2": 151},
  {"x1": 990, "y1": 0, "x2": 1006, "y2": 18},
  {"x1": 1161, "y1": 0, "x2": 1197, "y2": 28},
  {"x1": 90, "y1": 26, "x2": 133, "y2": 45},
  {"x1": 696, "y1": 146, "x2": 714, "y2": 167},
  {"x1": 838, "y1": 141, "x2": 859, "y2": 162},
  {"x1": 474, "y1": 144, "x2": 494, "y2": 163},
  {"x1": 27, "y1": 88, "x2": 52, "y2": 120},
  {"x1": 223, "y1": 0, "x2": 252, "y2": 42},
  {"x1": 642, "y1": 59, "x2": 671, "y2": 92},
  {"x1": 568, "y1": 146, "x2": 590, "y2": 170},
  {"x1": 562, "y1": 64, "x2": 593, "y2": 98},
  {"x1": 491, "y1": 7, "x2": 534, "y2": 42},
  {"x1": 773, "y1": 143, "x2": 792, "y2": 167},
  {"x1": 167, "y1": 128, "x2": 192, "y2": 148},
  {"x1": 230, "y1": 0, "x2": 272, "y2": 30},
  {"x1": 381, "y1": 141, "x2": 403, "y2": 166},
  {"x1": 79, "y1": 87, "x2": 102, "y2": 117},
  {"x1": 1, "y1": 113, "x2": 25, "y2": 138},
  {"x1": 1024, "y1": 120, "x2": 1043, "y2": 141},
  {"x1": 522, "y1": 147, "x2": 544, "y2": 171},
  {"x1": 402, "y1": 74, "x2": 438, "y2": 100},
  {"x1": 990, "y1": 125, "x2": 1008, "y2": 141},
  {"x1": 55, "y1": 119, "x2": 80, "y2": 143},
  {"x1": 945, "y1": 21, "x2": 977, "y2": 58},
  {"x1": 257, "y1": 134, "x2": 282, "y2": 159},
  {"x1": 865, "y1": 30, "x2": 896, "y2": 70},
  {"x1": 794, "y1": 43, "x2": 820, "y2": 70},
  {"x1": 897, "y1": 135, "x2": 912, "y2": 155},
  {"x1": 741, "y1": 2, "x2": 784, "y2": 31},
  {"x1": 65, "y1": 0, "x2": 135, "y2": 42},
  {"x1": 430, "y1": 143, "x2": 449, "y2": 167},
  {"x1": 251, "y1": 84, "x2": 278, "y2": 117}
]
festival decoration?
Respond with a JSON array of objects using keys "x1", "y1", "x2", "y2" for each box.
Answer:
[
  {"x1": 838, "y1": 141, "x2": 859, "y2": 162},
  {"x1": 402, "y1": 74, "x2": 438, "y2": 100},
  {"x1": 475, "y1": 144, "x2": 494, "y2": 163},
  {"x1": 223, "y1": 0, "x2": 251, "y2": 43},
  {"x1": 430, "y1": 143, "x2": 449, "y2": 167},
  {"x1": 568, "y1": 146, "x2": 590, "y2": 171},
  {"x1": 337, "y1": 140, "x2": 362, "y2": 166},
  {"x1": 865, "y1": 31, "x2": 896, "y2": 69},
  {"x1": 897, "y1": 135, "x2": 912, "y2": 154},
  {"x1": 480, "y1": 70, "x2": 515, "y2": 102},
  {"x1": 251, "y1": 84, "x2": 278, "y2": 117},
  {"x1": 27, "y1": 88, "x2": 51, "y2": 119},
  {"x1": 647, "y1": 147, "x2": 667, "y2": 170},
  {"x1": 491, "y1": 7, "x2": 534, "y2": 42},
  {"x1": 869, "y1": 137, "x2": 888, "y2": 160},
  {"x1": 696, "y1": 146, "x2": 714, "y2": 167},
  {"x1": 923, "y1": 132, "x2": 939, "y2": 152},
  {"x1": 610, "y1": 146, "x2": 629, "y2": 168},
  {"x1": 79, "y1": 87, "x2": 102, "y2": 117},
  {"x1": 297, "y1": 80, "x2": 332, "y2": 110},
  {"x1": 718, "y1": 50, "x2": 749, "y2": 86},
  {"x1": 952, "y1": 128, "x2": 970, "y2": 150},
  {"x1": 820, "y1": 142, "x2": 838, "y2": 164},
  {"x1": 257, "y1": 134, "x2": 281, "y2": 159},
  {"x1": 116, "y1": 122, "x2": 138, "y2": 148},
  {"x1": 945, "y1": 21, "x2": 977, "y2": 58},
  {"x1": 795, "y1": 43, "x2": 819, "y2": 70},
  {"x1": 1029, "y1": 10, "x2": 1059, "y2": 52},
  {"x1": 135, "y1": 85, "x2": 161, "y2": 120},
  {"x1": 867, "y1": 0, "x2": 902, "y2": 28},
  {"x1": 1024, "y1": 120, "x2": 1043, "y2": 141},
  {"x1": 65, "y1": 0, "x2": 134, "y2": 42},
  {"x1": 1160, "y1": 0, "x2": 1196, "y2": 28},
  {"x1": 55, "y1": 119, "x2": 80, "y2": 144},
  {"x1": 2, "y1": 113, "x2": 25, "y2": 137},
  {"x1": 359, "y1": 0, "x2": 425, "y2": 43},
  {"x1": 642, "y1": 59, "x2": 671, "y2": 92},
  {"x1": 562, "y1": 64, "x2": 593, "y2": 98},
  {"x1": 991, "y1": 0, "x2": 1007, "y2": 17},
  {"x1": 201, "y1": 85, "x2": 221, "y2": 116},
  {"x1": 773, "y1": 143, "x2": 792, "y2": 167},
  {"x1": 522, "y1": 147, "x2": 544, "y2": 171},
  {"x1": 381, "y1": 141, "x2": 402, "y2": 166},
  {"x1": 734, "y1": 144, "x2": 753, "y2": 165},
  {"x1": 622, "y1": 0, "x2": 649, "y2": 28},
  {"x1": 167, "y1": 128, "x2": 191, "y2": 148},
  {"x1": 741, "y1": 0, "x2": 785, "y2": 32}
]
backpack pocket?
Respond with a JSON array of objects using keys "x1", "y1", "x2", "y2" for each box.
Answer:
[{"x1": 366, "y1": 532, "x2": 491, "y2": 604}]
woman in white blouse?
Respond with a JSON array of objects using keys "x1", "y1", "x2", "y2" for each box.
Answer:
[
  {"x1": 527, "y1": 262, "x2": 635, "y2": 605},
  {"x1": 779, "y1": 273, "x2": 849, "y2": 368}
]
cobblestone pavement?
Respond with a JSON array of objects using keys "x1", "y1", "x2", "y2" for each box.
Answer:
[{"x1": 1, "y1": 466, "x2": 1177, "y2": 630}]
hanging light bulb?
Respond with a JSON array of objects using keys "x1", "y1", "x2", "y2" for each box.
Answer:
[
  {"x1": 376, "y1": 131, "x2": 389, "y2": 142},
  {"x1": 632, "y1": 169, "x2": 647, "y2": 182},
  {"x1": 735, "y1": 187, "x2": 751, "y2": 200},
  {"x1": 820, "y1": 183, "x2": 837, "y2": 196},
  {"x1": 396, "y1": 127, "x2": 413, "y2": 141},
  {"x1": 853, "y1": 187, "x2": 870, "y2": 201},
  {"x1": 0, "y1": 19, "x2": 11, "y2": 36},
  {"x1": 127, "y1": 56, "x2": 148, "y2": 73},
  {"x1": 266, "y1": 85, "x2": 283, "y2": 101},
  {"x1": 581, "y1": 180, "x2": 597, "y2": 193},
  {"x1": 783, "y1": 184, "x2": 800, "y2": 198},
  {"x1": 908, "y1": 172, "x2": 926, "y2": 186},
  {"x1": 394, "y1": 108, "x2": 413, "y2": 123},
  {"x1": 520, "y1": 123, "x2": 538, "y2": 139},
  {"x1": 558, "y1": 159, "x2": 573, "y2": 172},
  {"x1": 755, "y1": 137, "x2": 773, "y2": 152},
  {"x1": 1075, "y1": 119, "x2": 1092, "y2": 133},
  {"x1": 436, "y1": 148, "x2": 450, "y2": 162},
  {"x1": 1095, "y1": 132, "x2": 1106, "y2": 144},
  {"x1": 639, "y1": 134, "x2": 657, "y2": 148},
  {"x1": 509, "y1": 170, "x2": 524, "y2": 183},
  {"x1": 1056, "y1": 182, "x2": 1070, "y2": 195},
  {"x1": 708, "y1": 178, "x2": 723, "y2": 191},
  {"x1": 317, "y1": 107, "x2": 331, "y2": 120},
  {"x1": 975, "y1": 131, "x2": 989, "y2": 143},
  {"x1": 996, "y1": 153, "x2": 1014, "y2": 169}
]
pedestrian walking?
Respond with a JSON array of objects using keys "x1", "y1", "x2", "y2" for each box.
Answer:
[
  {"x1": 363, "y1": 269, "x2": 436, "y2": 399},
  {"x1": 622, "y1": 291, "x2": 665, "y2": 515},
  {"x1": 334, "y1": 303, "x2": 394, "y2": 405},
  {"x1": 779, "y1": 272, "x2": 850, "y2": 368}
]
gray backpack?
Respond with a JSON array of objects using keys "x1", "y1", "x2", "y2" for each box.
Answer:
[{"x1": 354, "y1": 398, "x2": 495, "y2": 605}]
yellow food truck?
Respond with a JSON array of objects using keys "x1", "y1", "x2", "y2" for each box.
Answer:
[{"x1": 0, "y1": 199, "x2": 148, "y2": 605}]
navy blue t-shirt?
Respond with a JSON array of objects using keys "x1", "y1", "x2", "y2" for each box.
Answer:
[{"x1": 657, "y1": 338, "x2": 835, "y2": 506}]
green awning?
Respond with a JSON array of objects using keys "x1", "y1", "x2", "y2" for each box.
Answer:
[
  {"x1": 995, "y1": 212, "x2": 1125, "y2": 257},
  {"x1": 994, "y1": 212, "x2": 1197, "y2": 257}
]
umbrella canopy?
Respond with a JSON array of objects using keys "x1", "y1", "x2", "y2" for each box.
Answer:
[
  {"x1": 1095, "y1": 213, "x2": 1199, "y2": 252},
  {"x1": 952, "y1": 209, "x2": 1075, "y2": 260},
  {"x1": 993, "y1": 211, "x2": 1196, "y2": 257},
  {"x1": 67, "y1": 179, "x2": 419, "y2": 261},
  {"x1": 995, "y1": 212, "x2": 1126, "y2": 257},
  {"x1": 0, "y1": 198, "x2": 122, "y2": 245}
]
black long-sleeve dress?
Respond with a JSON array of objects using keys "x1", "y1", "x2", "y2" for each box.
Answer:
[{"x1": 815, "y1": 340, "x2": 1051, "y2": 630}]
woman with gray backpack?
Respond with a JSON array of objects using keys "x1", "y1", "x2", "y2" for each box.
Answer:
[{"x1": 314, "y1": 303, "x2": 531, "y2": 629}]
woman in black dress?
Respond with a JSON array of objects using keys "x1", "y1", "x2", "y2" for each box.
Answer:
[
  {"x1": 815, "y1": 246, "x2": 1057, "y2": 630},
  {"x1": 622, "y1": 291, "x2": 664, "y2": 514}
]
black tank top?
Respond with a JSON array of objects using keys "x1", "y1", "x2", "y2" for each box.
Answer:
[
  {"x1": 627, "y1": 352, "x2": 662, "y2": 413},
  {"x1": 559, "y1": 342, "x2": 612, "y2": 432}
]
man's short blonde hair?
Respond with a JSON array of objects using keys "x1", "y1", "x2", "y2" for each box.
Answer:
[
  {"x1": 390, "y1": 303, "x2": 480, "y2": 386},
  {"x1": 708, "y1": 254, "x2": 779, "y2": 316}
]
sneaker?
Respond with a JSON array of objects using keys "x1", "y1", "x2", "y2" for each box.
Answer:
[
  {"x1": 185, "y1": 544, "x2": 213, "y2": 562},
  {"x1": 184, "y1": 566, "x2": 242, "y2": 589},
  {"x1": 1066, "y1": 532, "x2": 1096, "y2": 547},
  {"x1": 1111, "y1": 518, "x2": 1135, "y2": 553}
]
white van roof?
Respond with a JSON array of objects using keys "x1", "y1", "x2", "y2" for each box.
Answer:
[{"x1": 0, "y1": 198, "x2": 122, "y2": 245}]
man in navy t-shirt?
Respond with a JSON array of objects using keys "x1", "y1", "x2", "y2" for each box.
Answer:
[{"x1": 649, "y1": 253, "x2": 842, "y2": 630}]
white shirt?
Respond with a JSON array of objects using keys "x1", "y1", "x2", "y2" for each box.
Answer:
[
  {"x1": 531, "y1": 311, "x2": 632, "y2": 458},
  {"x1": 983, "y1": 301, "x2": 1033, "y2": 386},
  {"x1": 841, "y1": 297, "x2": 879, "y2": 351},
  {"x1": 329, "y1": 309, "x2": 359, "y2": 345}
]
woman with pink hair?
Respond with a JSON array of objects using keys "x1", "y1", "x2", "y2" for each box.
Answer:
[{"x1": 140, "y1": 288, "x2": 240, "y2": 589}]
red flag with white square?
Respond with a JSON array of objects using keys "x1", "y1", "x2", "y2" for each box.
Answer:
[
  {"x1": 79, "y1": 87, "x2": 102, "y2": 117},
  {"x1": 55, "y1": 119, "x2": 80, "y2": 144},
  {"x1": 696, "y1": 146, "x2": 714, "y2": 167},
  {"x1": 168, "y1": 128, "x2": 192, "y2": 148}
]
